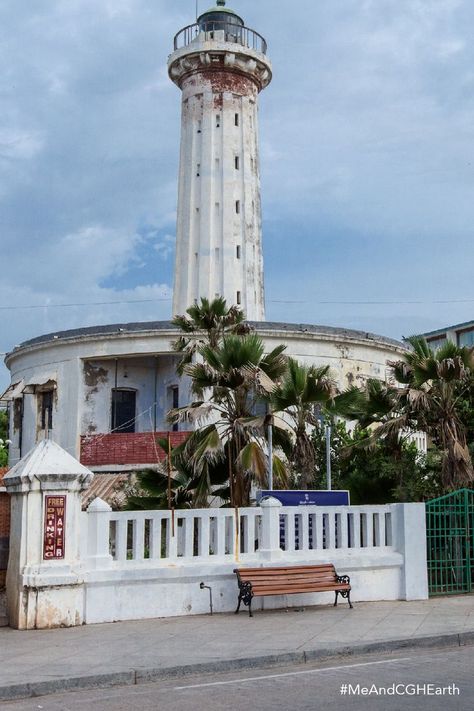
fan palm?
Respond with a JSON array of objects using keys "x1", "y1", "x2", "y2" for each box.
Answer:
[
  {"x1": 391, "y1": 336, "x2": 474, "y2": 489},
  {"x1": 169, "y1": 333, "x2": 289, "y2": 507},
  {"x1": 126, "y1": 437, "x2": 229, "y2": 510},
  {"x1": 352, "y1": 337, "x2": 474, "y2": 490},
  {"x1": 172, "y1": 296, "x2": 249, "y2": 375},
  {"x1": 269, "y1": 359, "x2": 337, "y2": 488}
]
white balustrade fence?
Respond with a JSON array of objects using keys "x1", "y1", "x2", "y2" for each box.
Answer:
[
  {"x1": 5, "y1": 439, "x2": 429, "y2": 629},
  {"x1": 107, "y1": 507, "x2": 262, "y2": 563},
  {"x1": 99, "y1": 502, "x2": 394, "y2": 565},
  {"x1": 279, "y1": 506, "x2": 392, "y2": 554}
]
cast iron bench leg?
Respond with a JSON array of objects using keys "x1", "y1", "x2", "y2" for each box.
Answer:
[
  {"x1": 334, "y1": 590, "x2": 339, "y2": 607},
  {"x1": 235, "y1": 593, "x2": 242, "y2": 614}
]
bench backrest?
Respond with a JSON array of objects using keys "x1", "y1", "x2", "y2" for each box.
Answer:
[{"x1": 235, "y1": 564, "x2": 339, "y2": 593}]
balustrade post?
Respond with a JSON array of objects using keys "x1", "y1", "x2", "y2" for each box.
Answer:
[
  {"x1": 258, "y1": 497, "x2": 283, "y2": 561},
  {"x1": 391, "y1": 503, "x2": 428, "y2": 600},
  {"x1": 86, "y1": 498, "x2": 113, "y2": 570},
  {"x1": 4, "y1": 440, "x2": 93, "y2": 629}
]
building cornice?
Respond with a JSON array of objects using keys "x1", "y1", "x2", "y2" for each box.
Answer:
[{"x1": 5, "y1": 320, "x2": 407, "y2": 367}]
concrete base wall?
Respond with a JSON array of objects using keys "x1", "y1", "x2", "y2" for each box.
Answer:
[{"x1": 83, "y1": 551, "x2": 404, "y2": 624}]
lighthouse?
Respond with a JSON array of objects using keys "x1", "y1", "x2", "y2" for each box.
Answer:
[{"x1": 168, "y1": 1, "x2": 272, "y2": 320}]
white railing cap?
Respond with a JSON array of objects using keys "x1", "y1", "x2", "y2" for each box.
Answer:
[
  {"x1": 87, "y1": 497, "x2": 112, "y2": 513},
  {"x1": 259, "y1": 496, "x2": 283, "y2": 509}
]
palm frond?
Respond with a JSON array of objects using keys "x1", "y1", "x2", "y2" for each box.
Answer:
[{"x1": 238, "y1": 441, "x2": 268, "y2": 484}]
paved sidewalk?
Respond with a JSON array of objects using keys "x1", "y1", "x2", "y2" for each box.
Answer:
[{"x1": 0, "y1": 596, "x2": 473, "y2": 701}]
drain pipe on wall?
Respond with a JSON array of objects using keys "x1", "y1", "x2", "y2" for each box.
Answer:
[{"x1": 200, "y1": 582, "x2": 213, "y2": 615}]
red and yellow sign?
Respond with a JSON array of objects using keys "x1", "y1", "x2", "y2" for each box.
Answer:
[{"x1": 43, "y1": 495, "x2": 66, "y2": 560}]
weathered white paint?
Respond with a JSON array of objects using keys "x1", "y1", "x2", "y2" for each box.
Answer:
[
  {"x1": 82, "y1": 496, "x2": 427, "y2": 623},
  {"x1": 4, "y1": 440, "x2": 93, "y2": 629},
  {"x1": 4, "y1": 324, "x2": 406, "y2": 468},
  {"x1": 5, "y1": 443, "x2": 428, "y2": 628},
  {"x1": 4, "y1": 328, "x2": 194, "y2": 466},
  {"x1": 169, "y1": 25, "x2": 271, "y2": 320}
]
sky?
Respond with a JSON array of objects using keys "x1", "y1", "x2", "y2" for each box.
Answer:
[{"x1": 1, "y1": 0, "x2": 474, "y2": 391}]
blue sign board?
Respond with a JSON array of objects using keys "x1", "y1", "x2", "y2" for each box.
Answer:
[
  {"x1": 257, "y1": 490, "x2": 350, "y2": 507},
  {"x1": 257, "y1": 490, "x2": 350, "y2": 549}
]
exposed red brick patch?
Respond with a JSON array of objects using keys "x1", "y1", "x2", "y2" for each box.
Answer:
[{"x1": 80, "y1": 432, "x2": 189, "y2": 467}]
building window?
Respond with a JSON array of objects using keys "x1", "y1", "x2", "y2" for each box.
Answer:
[
  {"x1": 235, "y1": 156, "x2": 240, "y2": 170},
  {"x1": 457, "y1": 329, "x2": 474, "y2": 347},
  {"x1": 427, "y1": 336, "x2": 447, "y2": 351},
  {"x1": 196, "y1": 163, "x2": 200, "y2": 177},
  {"x1": 167, "y1": 386, "x2": 179, "y2": 432},
  {"x1": 216, "y1": 115, "x2": 220, "y2": 128},
  {"x1": 40, "y1": 390, "x2": 54, "y2": 430},
  {"x1": 236, "y1": 245, "x2": 241, "y2": 259},
  {"x1": 197, "y1": 120, "x2": 202, "y2": 133},
  {"x1": 236, "y1": 291, "x2": 241, "y2": 305},
  {"x1": 235, "y1": 113, "x2": 239, "y2": 126},
  {"x1": 235, "y1": 200, "x2": 240, "y2": 214},
  {"x1": 111, "y1": 389, "x2": 136, "y2": 433}
]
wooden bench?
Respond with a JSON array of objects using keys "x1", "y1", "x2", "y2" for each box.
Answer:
[{"x1": 233, "y1": 564, "x2": 352, "y2": 617}]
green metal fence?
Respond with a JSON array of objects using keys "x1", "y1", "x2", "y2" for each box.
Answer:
[{"x1": 426, "y1": 489, "x2": 474, "y2": 596}]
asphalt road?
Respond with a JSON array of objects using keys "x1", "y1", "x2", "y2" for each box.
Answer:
[{"x1": 1, "y1": 646, "x2": 472, "y2": 711}]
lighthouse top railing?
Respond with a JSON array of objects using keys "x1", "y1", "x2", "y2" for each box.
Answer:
[{"x1": 173, "y1": 22, "x2": 267, "y2": 55}]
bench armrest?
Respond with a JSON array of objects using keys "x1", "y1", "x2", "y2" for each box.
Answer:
[{"x1": 336, "y1": 574, "x2": 351, "y2": 585}]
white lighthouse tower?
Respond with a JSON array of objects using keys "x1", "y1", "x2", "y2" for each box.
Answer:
[{"x1": 168, "y1": 1, "x2": 272, "y2": 321}]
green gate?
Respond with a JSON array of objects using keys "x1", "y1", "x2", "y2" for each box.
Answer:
[{"x1": 426, "y1": 489, "x2": 474, "y2": 596}]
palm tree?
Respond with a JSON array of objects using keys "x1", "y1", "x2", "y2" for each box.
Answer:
[
  {"x1": 126, "y1": 438, "x2": 229, "y2": 510},
  {"x1": 350, "y1": 337, "x2": 474, "y2": 490},
  {"x1": 169, "y1": 333, "x2": 289, "y2": 507},
  {"x1": 269, "y1": 359, "x2": 337, "y2": 488},
  {"x1": 172, "y1": 297, "x2": 249, "y2": 375},
  {"x1": 390, "y1": 336, "x2": 474, "y2": 489}
]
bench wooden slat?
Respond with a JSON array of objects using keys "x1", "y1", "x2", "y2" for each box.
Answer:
[
  {"x1": 252, "y1": 583, "x2": 350, "y2": 595},
  {"x1": 234, "y1": 562, "x2": 353, "y2": 617},
  {"x1": 241, "y1": 573, "x2": 339, "y2": 583},
  {"x1": 252, "y1": 586, "x2": 350, "y2": 596},
  {"x1": 238, "y1": 565, "x2": 336, "y2": 576}
]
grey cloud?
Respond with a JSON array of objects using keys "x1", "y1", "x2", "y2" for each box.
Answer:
[{"x1": 2, "y1": 0, "x2": 474, "y2": 392}]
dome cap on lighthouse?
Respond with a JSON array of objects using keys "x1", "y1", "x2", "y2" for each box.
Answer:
[{"x1": 197, "y1": 0, "x2": 244, "y2": 28}]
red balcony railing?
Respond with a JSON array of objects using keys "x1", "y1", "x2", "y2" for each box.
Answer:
[{"x1": 80, "y1": 432, "x2": 189, "y2": 467}]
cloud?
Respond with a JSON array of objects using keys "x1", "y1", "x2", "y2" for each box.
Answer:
[{"x1": 1, "y1": 0, "x2": 474, "y2": 393}]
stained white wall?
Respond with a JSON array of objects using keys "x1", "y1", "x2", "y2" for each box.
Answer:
[
  {"x1": 169, "y1": 34, "x2": 272, "y2": 320},
  {"x1": 5, "y1": 325, "x2": 406, "y2": 468}
]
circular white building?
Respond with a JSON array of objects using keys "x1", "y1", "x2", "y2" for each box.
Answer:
[
  {"x1": 2, "y1": 3, "x2": 407, "y2": 472},
  {"x1": 3, "y1": 321, "x2": 405, "y2": 471}
]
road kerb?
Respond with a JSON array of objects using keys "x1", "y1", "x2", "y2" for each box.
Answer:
[{"x1": 0, "y1": 631, "x2": 473, "y2": 702}]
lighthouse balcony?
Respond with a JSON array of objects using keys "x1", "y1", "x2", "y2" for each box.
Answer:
[{"x1": 174, "y1": 22, "x2": 267, "y2": 55}]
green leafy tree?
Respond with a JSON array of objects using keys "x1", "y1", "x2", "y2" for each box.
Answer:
[
  {"x1": 0, "y1": 410, "x2": 9, "y2": 467},
  {"x1": 312, "y1": 421, "x2": 442, "y2": 504}
]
